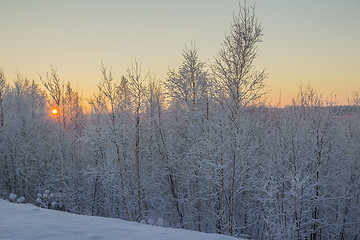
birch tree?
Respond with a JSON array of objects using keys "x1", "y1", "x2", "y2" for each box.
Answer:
[
  {"x1": 212, "y1": 2, "x2": 267, "y2": 236},
  {"x1": 127, "y1": 60, "x2": 147, "y2": 221},
  {"x1": 165, "y1": 44, "x2": 210, "y2": 230}
]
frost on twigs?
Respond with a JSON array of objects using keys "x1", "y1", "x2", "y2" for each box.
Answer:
[{"x1": 36, "y1": 190, "x2": 63, "y2": 210}]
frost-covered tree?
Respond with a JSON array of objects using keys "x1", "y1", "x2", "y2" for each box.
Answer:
[
  {"x1": 165, "y1": 44, "x2": 212, "y2": 231},
  {"x1": 40, "y1": 67, "x2": 87, "y2": 212},
  {"x1": 211, "y1": 2, "x2": 268, "y2": 236},
  {"x1": 40, "y1": 67, "x2": 67, "y2": 192},
  {"x1": 0, "y1": 74, "x2": 51, "y2": 200},
  {"x1": 351, "y1": 88, "x2": 360, "y2": 106},
  {"x1": 127, "y1": 60, "x2": 148, "y2": 221},
  {"x1": 86, "y1": 65, "x2": 132, "y2": 219},
  {"x1": 166, "y1": 43, "x2": 209, "y2": 111},
  {"x1": 213, "y1": 2, "x2": 267, "y2": 112},
  {"x1": 0, "y1": 70, "x2": 7, "y2": 129},
  {"x1": 0, "y1": 1, "x2": 359, "y2": 238}
]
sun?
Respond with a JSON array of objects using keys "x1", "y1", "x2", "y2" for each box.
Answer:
[{"x1": 51, "y1": 108, "x2": 58, "y2": 115}]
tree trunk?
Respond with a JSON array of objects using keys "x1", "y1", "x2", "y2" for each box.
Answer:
[{"x1": 135, "y1": 104, "x2": 142, "y2": 220}]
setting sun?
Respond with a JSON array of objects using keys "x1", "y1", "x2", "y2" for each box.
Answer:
[{"x1": 51, "y1": 108, "x2": 58, "y2": 115}]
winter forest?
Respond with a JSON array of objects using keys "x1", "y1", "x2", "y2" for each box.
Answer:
[{"x1": 1, "y1": 3, "x2": 359, "y2": 240}]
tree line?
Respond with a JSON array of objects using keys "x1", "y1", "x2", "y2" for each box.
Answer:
[{"x1": 0, "y1": 3, "x2": 359, "y2": 240}]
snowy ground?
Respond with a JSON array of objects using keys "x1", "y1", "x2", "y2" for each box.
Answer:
[{"x1": 0, "y1": 199, "x2": 240, "y2": 240}]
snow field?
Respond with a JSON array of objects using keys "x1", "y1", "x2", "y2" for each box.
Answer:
[{"x1": 0, "y1": 199, "x2": 240, "y2": 240}]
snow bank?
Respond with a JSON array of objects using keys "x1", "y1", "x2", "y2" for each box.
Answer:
[{"x1": 0, "y1": 199, "x2": 239, "y2": 240}]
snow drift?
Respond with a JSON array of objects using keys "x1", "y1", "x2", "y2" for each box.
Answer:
[{"x1": 0, "y1": 199, "x2": 239, "y2": 240}]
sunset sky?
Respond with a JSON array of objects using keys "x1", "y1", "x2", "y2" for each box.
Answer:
[{"x1": 1, "y1": 0, "x2": 359, "y2": 106}]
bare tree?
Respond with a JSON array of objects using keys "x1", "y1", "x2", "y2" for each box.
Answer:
[
  {"x1": 212, "y1": 2, "x2": 268, "y2": 236},
  {"x1": 213, "y1": 1, "x2": 267, "y2": 112},
  {"x1": 91, "y1": 65, "x2": 131, "y2": 220},
  {"x1": 127, "y1": 60, "x2": 147, "y2": 221},
  {"x1": 0, "y1": 70, "x2": 6, "y2": 127},
  {"x1": 40, "y1": 67, "x2": 67, "y2": 194},
  {"x1": 351, "y1": 88, "x2": 360, "y2": 106},
  {"x1": 40, "y1": 66, "x2": 62, "y2": 109},
  {"x1": 166, "y1": 43, "x2": 208, "y2": 111}
]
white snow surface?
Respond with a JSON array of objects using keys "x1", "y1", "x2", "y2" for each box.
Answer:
[{"x1": 0, "y1": 199, "x2": 240, "y2": 240}]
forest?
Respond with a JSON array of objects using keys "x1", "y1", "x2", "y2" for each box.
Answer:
[{"x1": 0, "y1": 3, "x2": 359, "y2": 240}]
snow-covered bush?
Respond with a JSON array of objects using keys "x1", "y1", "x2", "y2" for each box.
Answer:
[
  {"x1": 140, "y1": 218, "x2": 164, "y2": 226},
  {"x1": 36, "y1": 190, "x2": 61, "y2": 209},
  {"x1": 51, "y1": 201, "x2": 57, "y2": 208},
  {"x1": 147, "y1": 219, "x2": 155, "y2": 225},
  {"x1": 9, "y1": 193, "x2": 17, "y2": 202},
  {"x1": 17, "y1": 196, "x2": 25, "y2": 203},
  {"x1": 8, "y1": 193, "x2": 25, "y2": 204},
  {"x1": 156, "y1": 218, "x2": 164, "y2": 227}
]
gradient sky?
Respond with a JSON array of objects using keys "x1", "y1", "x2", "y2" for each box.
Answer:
[{"x1": 1, "y1": 0, "x2": 359, "y2": 106}]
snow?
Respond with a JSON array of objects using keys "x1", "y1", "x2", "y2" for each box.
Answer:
[
  {"x1": 16, "y1": 196, "x2": 25, "y2": 204},
  {"x1": 0, "y1": 199, "x2": 240, "y2": 240},
  {"x1": 8, "y1": 193, "x2": 16, "y2": 201}
]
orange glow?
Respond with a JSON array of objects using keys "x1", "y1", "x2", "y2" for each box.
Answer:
[{"x1": 51, "y1": 108, "x2": 58, "y2": 115}]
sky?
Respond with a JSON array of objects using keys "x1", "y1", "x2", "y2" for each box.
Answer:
[{"x1": 1, "y1": 0, "x2": 359, "y2": 106}]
